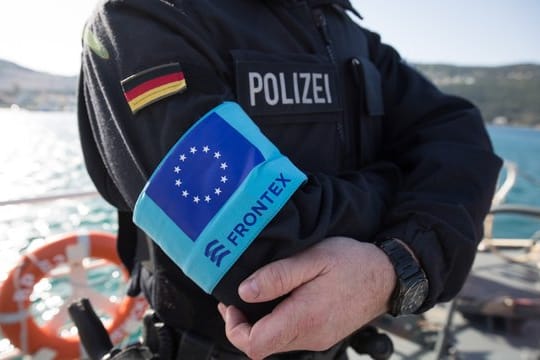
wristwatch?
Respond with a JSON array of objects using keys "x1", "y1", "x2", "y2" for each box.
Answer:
[{"x1": 375, "y1": 238, "x2": 429, "y2": 316}]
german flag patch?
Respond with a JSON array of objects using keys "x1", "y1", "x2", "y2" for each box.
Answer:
[{"x1": 121, "y1": 63, "x2": 187, "y2": 114}]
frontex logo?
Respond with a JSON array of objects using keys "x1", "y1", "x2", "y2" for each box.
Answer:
[{"x1": 205, "y1": 240, "x2": 231, "y2": 267}]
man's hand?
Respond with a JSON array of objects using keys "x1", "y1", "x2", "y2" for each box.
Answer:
[{"x1": 217, "y1": 236, "x2": 397, "y2": 360}]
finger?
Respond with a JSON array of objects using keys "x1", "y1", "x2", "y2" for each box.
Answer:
[
  {"x1": 239, "y1": 248, "x2": 328, "y2": 303},
  {"x1": 244, "y1": 294, "x2": 311, "y2": 358},
  {"x1": 224, "y1": 302, "x2": 304, "y2": 360},
  {"x1": 223, "y1": 305, "x2": 253, "y2": 355},
  {"x1": 217, "y1": 302, "x2": 227, "y2": 319}
]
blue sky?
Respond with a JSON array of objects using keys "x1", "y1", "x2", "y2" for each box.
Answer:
[
  {"x1": 353, "y1": 0, "x2": 540, "y2": 66},
  {"x1": 0, "y1": 0, "x2": 539, "y2": 76}
]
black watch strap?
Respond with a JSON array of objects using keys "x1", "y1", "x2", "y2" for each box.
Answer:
[{"x1": 375, "y1": 238, "x2": 428, "y2": 316}]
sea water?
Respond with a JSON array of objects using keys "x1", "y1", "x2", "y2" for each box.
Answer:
[{"x1": 0, "y1": 109, "x2": 539, "y2": 354}]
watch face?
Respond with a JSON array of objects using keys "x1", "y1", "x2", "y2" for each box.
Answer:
[{"x1": 401, "y1": 279, "x2": 429, "y2": 314}]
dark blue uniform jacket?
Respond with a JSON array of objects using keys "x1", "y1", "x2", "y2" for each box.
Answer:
[{"x1": 78, "y1": 0, "x2": 502, "y2": 349}]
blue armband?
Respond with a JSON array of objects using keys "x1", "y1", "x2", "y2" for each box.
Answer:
[{"x1": 133, "y1": 102, "x2": 307, "y2": 293}]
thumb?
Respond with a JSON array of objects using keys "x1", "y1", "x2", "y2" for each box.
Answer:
[{"x1": 238, "y1": 247, "x2": 329, "y2": 303}]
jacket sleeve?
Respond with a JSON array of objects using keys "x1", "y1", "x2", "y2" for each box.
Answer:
[{"x1": 362, "y1": 29, "x2": 503, "y2": 310}]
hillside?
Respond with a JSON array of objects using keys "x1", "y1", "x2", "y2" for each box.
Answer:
[
  {"x1": 0, "y1": 59, "x2": 539, "y2": 126},
  {"x1": 415, "y1": 63, "x2": 540, "y2": 127},
  {"x1": 0, "y1": 59, "x2": 77, "y2": 111}
]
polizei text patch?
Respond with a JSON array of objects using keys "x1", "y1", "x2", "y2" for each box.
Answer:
[{"x1": 235, "y1": 61, "x2": 341, "y2": 116}]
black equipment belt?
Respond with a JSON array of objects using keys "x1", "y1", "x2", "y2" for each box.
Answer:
[{"x1": 143, "y1": 311, "x2": 350, "y2": 360}]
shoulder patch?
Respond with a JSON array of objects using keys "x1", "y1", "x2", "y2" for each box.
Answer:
[
  {"x1": 121, "y1": 63, "x2": 187, "y2": 114},
  {"x1": 83, "y1": 27, "x2": 110, "y2": 60}
]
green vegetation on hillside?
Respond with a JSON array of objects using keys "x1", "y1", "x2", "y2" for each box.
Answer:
[{"x1": 415, "y1": 64, "x2": 540, "y2": 127}]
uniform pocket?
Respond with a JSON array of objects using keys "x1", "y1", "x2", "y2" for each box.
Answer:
[
  {"x1": 231, "y1": 49, "x2": 345, "y2": 174},
  {"x1": 350, "y1": 57, "x2": 385, "y2": 165}
]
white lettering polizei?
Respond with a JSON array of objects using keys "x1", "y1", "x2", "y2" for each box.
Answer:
[
  {"x1": 247, "y1": 71, "x2": 333, "y2": 107},
  {"x1": 293, "y1": 72, "x2": 301, "y2": 103},
  {"x1": 312, "y1": 73, "x2": 325, "y2": 104},
  {"x1": 299, "y1": 73, "x2": 313, "y2": 104},
  {"x1": 279, "y1": 73, "x2": 294, "y2": 105},
  {"x1": 263, "y1": 73, "x2": 279, "y2": 106},
  {"x1": 249, "y1": 72, "x2": 263, "y2": 106},
  {"x1": 324, "y1": 73, "x2": 332, "y2": 104}
]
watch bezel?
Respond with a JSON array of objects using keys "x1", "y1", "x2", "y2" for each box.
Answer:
[{"x1": 400, "y1": 277, "x2": 429, "y2": 314}]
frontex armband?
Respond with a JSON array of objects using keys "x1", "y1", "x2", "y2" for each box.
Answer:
[{"x1": 133, "y1": 102, "x2": 307, "y2": 293}]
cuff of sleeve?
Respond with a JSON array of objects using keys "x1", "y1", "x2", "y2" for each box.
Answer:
[{"x1": 374, "y1": 214, "x2": 474, "y2": 313}]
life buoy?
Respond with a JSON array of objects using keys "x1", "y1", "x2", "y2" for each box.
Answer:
[{"x1": 0, "y1": 231, "x2": 147, "y2": 359}]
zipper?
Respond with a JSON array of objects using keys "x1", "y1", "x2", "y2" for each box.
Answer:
[
  {"x1": 313, "y1": 7, "x2": 350, "y2": 164},
  {"x1": 313, "y1": 8, "x2": 336, "y2": 64}
]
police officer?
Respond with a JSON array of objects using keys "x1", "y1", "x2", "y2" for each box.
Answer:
[{"x1": 78, "y1": 0, "x2": 502, "y2": 359}]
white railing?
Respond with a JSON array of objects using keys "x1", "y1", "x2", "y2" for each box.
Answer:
[{"x1": 0, "y1": 190, "x2": 99, "y2": 207}]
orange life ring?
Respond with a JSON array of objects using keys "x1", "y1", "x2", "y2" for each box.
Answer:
[{"x1": 0, "y1": 231, "x2": 147, "y2": 359}]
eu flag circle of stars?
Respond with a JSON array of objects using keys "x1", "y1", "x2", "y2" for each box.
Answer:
[{"x1": 172, "y1": 145, "x2": 229, "y2": 205}]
